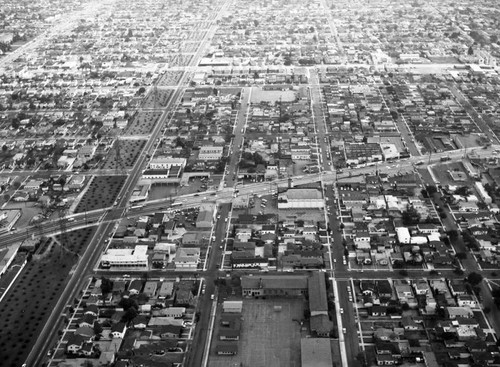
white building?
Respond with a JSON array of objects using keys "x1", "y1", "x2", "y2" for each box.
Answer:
[
  {"x1": 278, "y1": 189, "x2": 324, "y2": 209},
  {"x1": 198, "y1": 146, "x2": 224, "y2": 161},
  {"x1": 396, "y1": 227, "x2": 411, "y2": 244},
  {"x1": 149, "y1": 157, "x2": 186, "y2": 170},
  {"x1": 463, "y1": 160, "x2": 479, "y2": 178},
  {"x1": 380, "y1": 143, "x2": 400, "y2": 160},
  {"x1": 100, "y1": 245, "x2": 148, "y2": 268},
  {"x1": 174, "y1": 248, "x2": 200, "y2": 270},
  {"x1": 475, "y1": 182, "x2": 492, "y2": 204},
  {"x1": 0, "y1": 209, "x2": 21, "y2": 233},
  {"x1": 24, "y1": 179, "x2": 43, "y2": 190},
  {"x1": 223, "y1": 301, "x2": 243, "y2": 313},
  {"x1": 160, "y1": 307, "x2": 186, "y2": 318}
]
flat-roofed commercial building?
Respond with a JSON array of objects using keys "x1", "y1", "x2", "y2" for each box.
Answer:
[
  {"x1": 198, "y1": 146, "x2": 224, "y2": 161},
  {"x1": 241, "y1": 275, "x2": 308, "y2": 297},
  {"x1": 100, "y1": 245, "x2": 148, "y2": 268},
  {"x1": 278, "y1": 189, "x2": 324, "y2": 209}
]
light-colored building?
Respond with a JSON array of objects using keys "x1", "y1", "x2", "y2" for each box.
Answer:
[
  {"x1": 67, "y1": 175, "x2": 86, "y2": 190},
  {"x1": 242, "y1": 275, "x2": 308, "y2": 297},
  {"x1": 158, "y1": 281, "x2": 175, "y2": 299},
  {"x1": 475, "y1": 182, "x2": 492, "y2": 204},
  {"x1": 277, "y1": 189, "x2": 324, "y2": 209},
  {"x1": 0, "y1": 209, "x2": 21, "y2": 233},
  {"x1": 24, "y1": 179, "x2": 43, "y2": 190},
  {"x1": 100, "y1": 245, "x2": 148, "y2": 268},
  {"x1": 174, "y1": 248, "x2": 200, "y2": 270},
  {"x1": 396, "y1": 227, "x2": 411, "y2": 244},
  {"x1": 159, "y1": 307, "x2": 185, "y2": 318},
  {"x1": 222, "y1": 301, "x2": 243, "y2": 313},
  {"x1": 198, "y1": 146, "x2": 224, "y2": 161},
  {"x1": 149, "y1": 157, "x2": 186, "y2": 170},
  {"x1": 196, "y1": 203, "x2": 215, "y2": 228}
]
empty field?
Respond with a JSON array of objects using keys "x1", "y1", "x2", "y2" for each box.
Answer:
[{"x1": 209, "y1": 298, "x2": 304, "y2": 367}]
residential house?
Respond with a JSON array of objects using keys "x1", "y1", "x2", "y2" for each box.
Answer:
[{"x1": 111, "y1": 323, "x2": 127, "y2": 339}]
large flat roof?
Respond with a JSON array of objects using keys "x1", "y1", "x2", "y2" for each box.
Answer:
[
  {"x1": 308, "y1": 272, "x2": 328, "y2": 313},
  {"x1": 282, "y1": 188, "x2": 323, "y2": 200},
  {"x1": 241, "y1": 275, "x2": 308, "y2": 290}
]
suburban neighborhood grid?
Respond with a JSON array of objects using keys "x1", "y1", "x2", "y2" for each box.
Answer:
[{"x1": 1, "y1": 0, "x2": 500, "y2": 367}]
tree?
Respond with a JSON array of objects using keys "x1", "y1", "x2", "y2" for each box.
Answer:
[
  {"x1": 100, "y1": 277, "x2": 113, "y2": 298},
  {"x1": 1, "y1": 145, "x2": 7, "y2": 152},
  {"x1": 455, "y1": 252, "x2": 467, "y2": 260},
  {"x1": 455, "y1": 186, "x2": 469, "y2": 196},
  {"x1": 118, "y1": 297, "x2": 138, "y2": 311},
  {"x1": 426, "y1": 185, "x2": 437, "y2": 195},
  {"x1": 122, "y1": 307, "x2": 138, "y2": 323},
  {"x1": 467, "y1": 272, "x2": 483, "y2": 286},
  {"x1": 447, "y1": 230, "x2": 459, "y2": 239},
  {"x1": 402, "y1": 206, "x2": 420, "y2": 225},
  {"x1": 11, "y1": 118, "x2": 20, "y2": 129},
  {"x1": 93, "y1": 322, "x2": 103, "y2": 335}
]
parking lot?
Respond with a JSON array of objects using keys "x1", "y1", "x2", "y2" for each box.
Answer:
[{"x1": 209, "y1": 298, "x2": 304, "y2": 367}]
